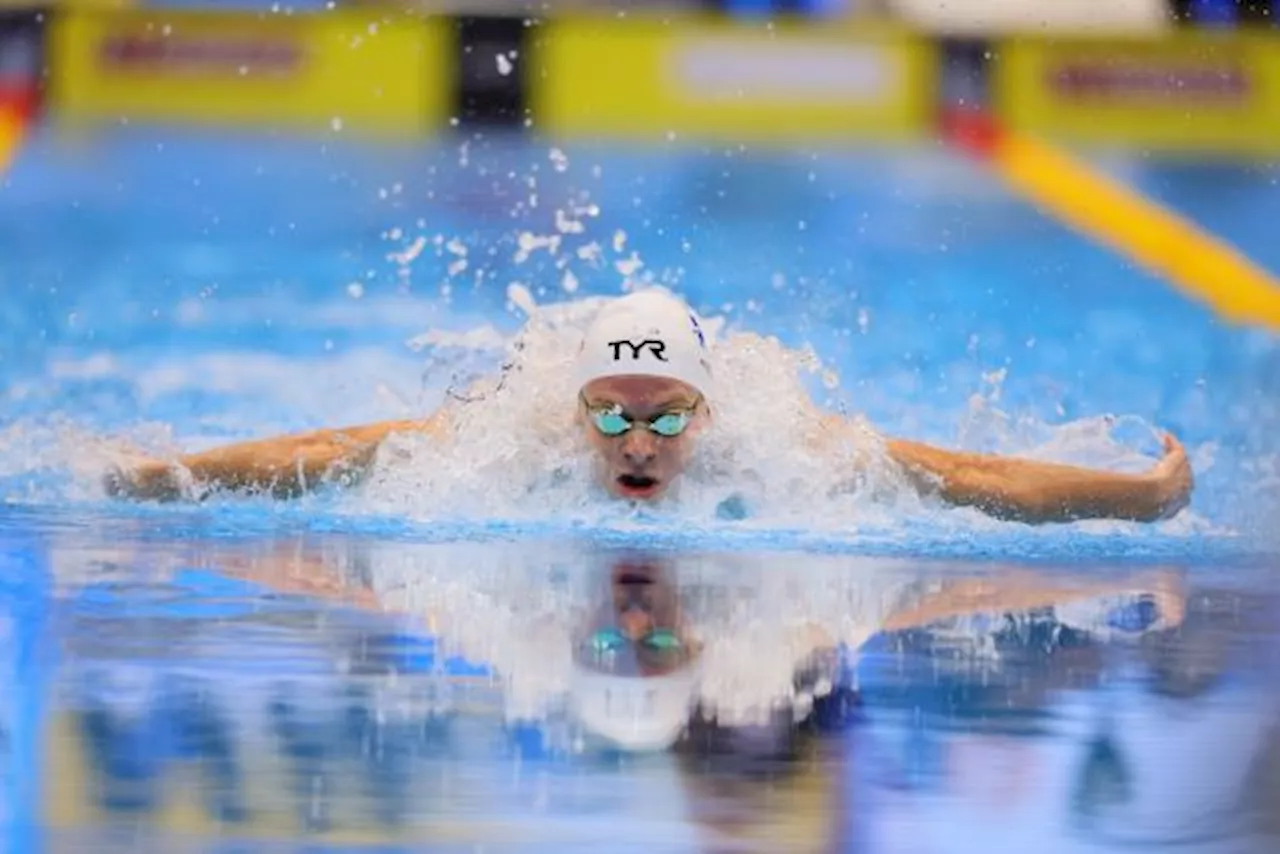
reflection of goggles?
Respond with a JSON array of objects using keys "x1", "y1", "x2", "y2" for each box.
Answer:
[
  {"x1": 580, "y1": 394, "x2": 697, "y2": 438},
  {"x1": 588, "y1": 626, "x2": 683, "y2": 654}
]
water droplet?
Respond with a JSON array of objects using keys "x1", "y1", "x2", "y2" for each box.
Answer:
[{"x1": 615, "y1": 252, "x2": 643, "y2": 277}]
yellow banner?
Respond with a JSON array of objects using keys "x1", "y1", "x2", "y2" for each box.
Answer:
[
  {"x1": 47, "y1": 9, "x2": 448, "y2": 136},
  {"x1": 532, "y1": 16, "x2": 935, "y2": 143},
  {"x1": 993, "y1": 33, "x2": 1280, "y2": 154}
]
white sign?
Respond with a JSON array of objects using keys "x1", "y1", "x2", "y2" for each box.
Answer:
[
  {"x1": 675, "y1": 40, "x2": 895, "y2": 103},
  {"x1": 886, "y1": 0, "x2": 1170, "y2": 35}
]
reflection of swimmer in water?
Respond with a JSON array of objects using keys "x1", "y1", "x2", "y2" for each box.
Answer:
[
  {"x1": 207, "y1": 542, "x2": 1187, "y2": 753},
  {"x1": 107, "y1": 289, "x2": 1192, "y2": 524}
]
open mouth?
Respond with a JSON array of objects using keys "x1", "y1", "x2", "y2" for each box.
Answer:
[{"x1": 616, "y1": 474, "x2": 659, "y2": 495}]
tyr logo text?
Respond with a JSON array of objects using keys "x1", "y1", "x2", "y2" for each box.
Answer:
[{"x1": 608, "y1": 339, "x2": 668, "y2": 361}]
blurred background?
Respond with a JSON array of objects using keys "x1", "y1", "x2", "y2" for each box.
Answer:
[{"x1": 5, "y1": 0, "x2": 1280, "y2": 145}]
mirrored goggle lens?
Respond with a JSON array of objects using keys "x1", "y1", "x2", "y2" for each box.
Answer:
[
  {"x1": 648, "y1": 412, "x2": 691, "y2": 437},
  {"x1": 591, "y1": 411, "x2": 632, "y2": 436}
]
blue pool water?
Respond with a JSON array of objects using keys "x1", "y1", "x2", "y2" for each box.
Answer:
[{"x1": 0, "y1": 126, "x2": 1278, "y2": 850}]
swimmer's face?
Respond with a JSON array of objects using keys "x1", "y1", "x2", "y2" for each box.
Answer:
[{"x1": 577, "y1": 375, "x2": 710, "y2": 502}]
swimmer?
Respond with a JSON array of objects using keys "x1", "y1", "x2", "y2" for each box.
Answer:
[{"x1": 106, "y1": 289, "x2": 1193, "y2": 524}]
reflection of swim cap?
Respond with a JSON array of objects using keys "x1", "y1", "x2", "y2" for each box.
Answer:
[
  {"x1": 569, "y1": 660, "x2": 701, "y2": 752},
  {"x1": 574, "y1": 289, "x2": 712, "y2": 395}
]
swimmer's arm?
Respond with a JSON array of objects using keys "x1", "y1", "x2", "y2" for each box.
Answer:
[
  {"x1": 883, "y1": 432, "x2": 1193, "y2": 524},
  {"x1": 106, "y1": 416, "x2": 445, "y2": 501},
  {"x1": 879, "y1": 568, "x2": 1186, "y2": 633}
]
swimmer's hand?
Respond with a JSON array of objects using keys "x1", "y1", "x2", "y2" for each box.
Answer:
[
  {"x1": 104, "y1": 457, "x2": 191, "y2": 502},
  {"x1": 886, "y1": 431, "x2": 1194, "y2": 524},
  {"x1": 103, "y1": 417, "x2": 439, "y2": 502},
  {"x1": 1149, "y1": 432, "x2": 1195, "y2": 517}
]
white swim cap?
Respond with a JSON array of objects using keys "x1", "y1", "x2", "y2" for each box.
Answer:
[
  {"x1": 574, "y1": 289, "x2": 712, "y2": 395},
  {"x1": 569, "y1": 660, "x2": 701, "y2": 752}
]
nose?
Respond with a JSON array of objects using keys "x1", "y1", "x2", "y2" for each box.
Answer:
[
  {"x1": 619, "y1": 607, "x2": 653, "y2": 640},
  {"x1": 620, "y1": 430, "x2": 657, "y2": 466}
]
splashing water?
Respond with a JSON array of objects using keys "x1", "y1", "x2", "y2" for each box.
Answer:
[
  {"x1": 0, "y1": 275, "x2": 1254, "y2": 550},
  {"x1": 352, "y1": 286, "x2": 894, "y2": 525},
  {"x1": 339, "y1": 285, "x2": 1236, "y2": 544}
]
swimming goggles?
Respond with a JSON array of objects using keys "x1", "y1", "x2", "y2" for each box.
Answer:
[{"x1": 580, "y1": 394, "x2": 698, "y2": 438}]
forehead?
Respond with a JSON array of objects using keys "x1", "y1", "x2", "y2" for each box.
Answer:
[{"x1": 581, "y1": 375, "x2": 699, "y2": 407}]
